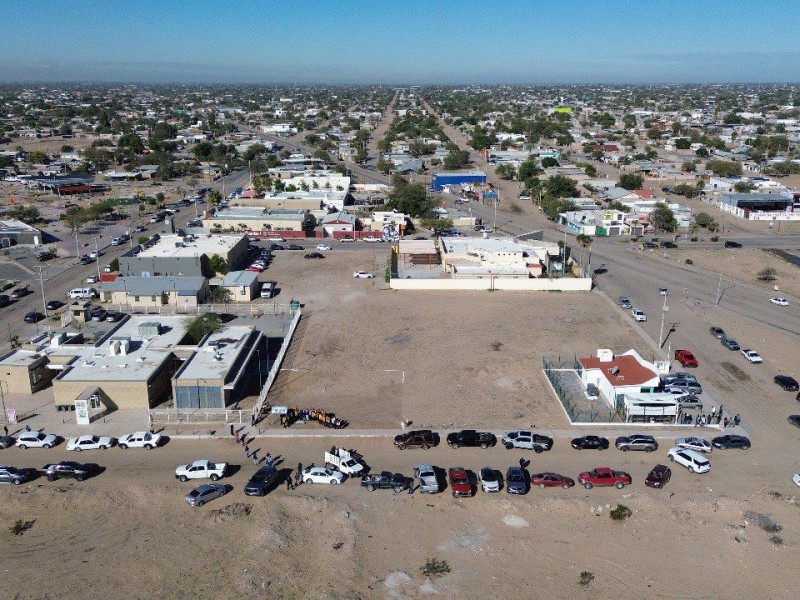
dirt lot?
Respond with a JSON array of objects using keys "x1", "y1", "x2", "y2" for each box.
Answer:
[
  {"x1": 263, "y1": 246, "x2": 645, "y2": 429},
  {"x1": 1, "y1": 437, "x2": 798, "y2": 600},
  {"x1": 668, "y1": 247, "x2": 800, "y2": 298}
]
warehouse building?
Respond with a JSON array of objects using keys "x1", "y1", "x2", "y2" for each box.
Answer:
[
  {"x1": 0, "y1": 219, "x2": 43, "y2": 246},
  {"x1": 431, "y1": 171, "x2": 487, "y2": 191}
]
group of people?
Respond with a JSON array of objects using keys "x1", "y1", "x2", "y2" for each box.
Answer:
[
  {"x1": 679, "y1": 405, "x2": 741, "y2": 429},
  {"x1": 278, "y1": 407, "x2": 347, "y2": 429}
]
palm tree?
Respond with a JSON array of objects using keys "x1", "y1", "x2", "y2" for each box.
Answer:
[{"x1": 576, "y1": 234, "x2": 594, "y2": 277}]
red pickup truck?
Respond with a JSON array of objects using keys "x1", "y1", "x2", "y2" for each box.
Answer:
[
  {"x1": 577, "y1": 467, "x2": 632, "y2": 489},
  {"x1": 674, "y1": 349, "x2": 698, "y2": 367},
  {"x1": 448, "y1": 467, "x2": 473, "y2": 498}
]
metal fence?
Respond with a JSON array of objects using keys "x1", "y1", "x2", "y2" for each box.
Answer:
[
  {"x1": 102, "y1": 302, "x2": 298, "y2": 317},
  {"x1": 148, "y1": 408, "x2": 248, "y2": 425},
  {"x1": 542, "y1": 356, "x2": 625, "y2": 424}
]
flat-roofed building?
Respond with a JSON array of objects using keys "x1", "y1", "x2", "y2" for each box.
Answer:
[
  {"x1": 203, "y1": 207, "x2": 309, "y2": 233},
  {"x1": 119, "y1": 233, "x2": 248, "y2": 277},
  {"x1": 99, "y1": 276, "x2": 209, "y2": 308}
]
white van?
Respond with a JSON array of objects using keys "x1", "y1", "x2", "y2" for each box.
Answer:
[
  {"x1": 69, "y1": 287, "x2": 98, "y2": 300},
  {"x1": 260, "y1": 282, "x2": 275, "y2": 299},
  {"x1": 667, "y1": 446, "x2": 710, "y2": 473}
]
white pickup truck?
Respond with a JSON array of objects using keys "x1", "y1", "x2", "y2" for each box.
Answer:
[
  {"x1": 175, "y1": 459, "x2": 227, "y2": 482},
  {"x1": 324, "y1": 448, "x2": 365, "y2": 475}
]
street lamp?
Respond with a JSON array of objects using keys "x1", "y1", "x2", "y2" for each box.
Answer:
[{"x1": 658, "y1": 291, "x2": 669, "y2": 356}]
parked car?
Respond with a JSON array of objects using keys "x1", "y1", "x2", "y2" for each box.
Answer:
[
  {"x1": 662, "y1": 371, "x2": 698, "y2": 385},
  {"x1": 674, "y1": 349, "x2": 698, "y2": 367},
  {"x1": 788, "y1": 415, "x2": 800, "y2": 428},
  {"x1": 244, "y1": 465, "x2": 279, "y2": 496},
  {"x1": 712, "y1": 435, "x2": 751, "y2": 450},
  {"x1": 175, "y1": 459, "x2": 227, "y2": 481},
  {"x1": 674, "y1": 395, "x2": 703, "y2": 411},
  {"x1": 667, "y1": 447, "x2": 710, "y2": 473},
  {"x1": 16, "y1": 431, "x2": 58, "y2": 449},
  {"x1": 675, "y1": 437, "x2": 713, "y2": 453},
  {"x1": 185, "y1": 483, "x2": 228, "y2": 506},
  {"x1": 479, "y1": 467, "x2": 501, "y2": 492},
  {"x1": 78, "y1": 255, "x2": 93, "y2": 265},
  {"x1": 303, "y1": 466, "x2": 345, "y2": 485},
  {"x1": 501, "y1": 431, "x2": 553, "y2": 452},
  {"x1": 659, "y1": 287, "x2": 669, "y2": 295},
  {"x1": 106, "y1": 311, "x2": 124, "y2": 322},
  {"x1": 23, "y1": 311, "x2": 44, "y2": 323},
  {"x1": 117, "y1": 431, "x2": 161, "y2": 449},
  {"x1": 268, "y1": 243, "x2": 285, "y2": 250},
  {"x1": 413, "y1": 464, "x2": 441, "y2": 494},
  {"x1": 44, "y1": 461, "x2": 91, "y2": 481},
  {"x1": 665, "y1": 380, "x2": 703, "y2": 395},
  {"x1": 618, "y1": 296, "x2": 632, "y2": 309},
  {"x1": 577, "y1": 467, "x2": 631, "y2": 489},
  {"x1": 506, "y1": 467, "x2": 528, "y2": 494},
  {"x1": 363, "y1": 236, "x2": 384, "y2": 243},
  {"x1": 615, "y1": 434, "x2": 658, "y2": 452},
  {"x1": 324, "y1": 448, "x2": 365, "y2": 476},
  {"x1": 631, "y1": 308, "x2": 647, "y2": 322},
  {"x1": 709, "y1": 326, "x2": 725, "y2": 338},
  {"x1": 361, "y1": 471, "x2": 409, "y2": 492},
  {"x1": 448, "y1": 467, "x2": 473, "y2": 498},
  {"x1": 394, "y1": 429, "x2": 435, "y2": 450},
  {"x1": 644, "y1": 464, "x2": 672, "y2": 489},
  {"x1": 724, "y1": 240, "x2": 742, "y2": 248},
  {"x1": 304, "y1": 252, "x2": 325, "y2": 259},
  {"x1": 530, "y1": 472, "x2": 575, "y2": 489},
  {"x1": 0, "y1": 436, "x2": 14, "y2": 449},
  {"x1": 45, "y1": 300, "x2": 63, "y2": 311},
  {"x1": 571, "y1": 435, "x2": 609, "y2": 450},
  {"x1": 339, "y1": 237, "x2": 355, "y2": 243},
  {"x1": 446, "y1": 429, "x2": 496, "y2": 449},
  {"x1": 316, "y1": 244, "x2": 331, "y2": 251},
  {"x1": 721, "y1": 337, "x2": 740, "y2": 351},
  {"x1": 660, "y1": 241, "x2": 677, "y2": 249},
  {"x1": 89, "y1": 309, "x2": 107, "y2": 322},
  {"x1": 774, "y1": 375, "x2": 799, "y2": 391},
  {"x1": 741, "y1": 349, "x2": 763, "y2": 363},
  {"x1": 67, "y1": 434, "x2": 115, "y2": 451},
  {"x1": 286, "y1": 244, "x2": 304, "y2": 251},
  {"x1": 0, "y1": 465, "x2": 33, "y2": 485},
  {"x1": 353, "y1": 271, "x2": 374, "y2": 278},
  {"x1": 769, "y1": 297, "x2": 789, "y2": 306},
  {"x1": 10, "y1": 287, "x2": 30, "y2": 300}
]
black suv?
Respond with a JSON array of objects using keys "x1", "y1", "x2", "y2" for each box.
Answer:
[
  {"x1": 244, "y1": 465, "x2": 278, "y2": 496},
  {"x1": 615, "y1": 434, "x2": 658, "y2": 452},
  {"x1": 724, "y1": 241, "x2": 742, "y2": 248},
  {"x1": 394, "y1": 429, "x2": 435, "y2": 450},
  {"x1": 43, "y1": 461, "x2": 91, "y2": 481},
  {"x1": 774, "y1": 375, "x2": 799, "y2": 392},
  {"x1": 0, "y1": 466, "x2": 33, "y2": 485}
]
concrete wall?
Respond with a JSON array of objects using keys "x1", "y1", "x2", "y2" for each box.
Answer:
[
  {"x1": 389, "y1": 278, "x2": 592, "y2": 291},
  {"x1": 54, "y1": 379, "x2": 151, "y2": 410}
]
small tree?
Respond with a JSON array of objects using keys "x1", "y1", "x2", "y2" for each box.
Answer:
[
  {"x1": 210, "y1": 287, "x2": 231, "y2": 304},
  {"x1": 618, "y1": 173, "x2": 644, "y2": 190},
  {"x1": 208, "y1": 254, "x2": 228, "y2": 275},
  {"x1": 138, "y1": 236, "x2": 150, "y2": 245},
  {"x1": 109, "y1": 258, "x2": 119, "y2": 272},
  {"x1": 757, "y1": 267, "x2": 777, "y2": 282},
  {"x1": 184, "y1": 313, "x2": 221, "y2": 344},
  {"x1": 651, "y1": 202, "x2": 678, "y2": 233}
]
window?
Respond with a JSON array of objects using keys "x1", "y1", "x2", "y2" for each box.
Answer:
[
  {"x1": 151, "y1": 296, "x2": 157, "y2": 302},
  {"x1": 134, "y1": 296, "x2": 140, "y2": 302}
]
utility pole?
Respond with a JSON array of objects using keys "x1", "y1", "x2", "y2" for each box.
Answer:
[
  {"x1": 38, "y1": 267, "x2": 48, "y2": 318},
  {"x1": 715, "y1": 268, "x2": 723, "y2": 305},
  {"x1": 95, "y1": 238, "x2": 100, "y2": 278},
  {"x1": 658, "y1": 291, "x2": 669, "y2": 355}
]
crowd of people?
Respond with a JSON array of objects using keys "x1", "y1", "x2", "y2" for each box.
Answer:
[{"x1": 278, "y1": 407, "x2": 347, "y2": 429}]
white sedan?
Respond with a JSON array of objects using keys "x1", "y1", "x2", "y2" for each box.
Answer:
[
  {"x1": 67, "y1": 434, "x2": 115, "y2": 451},
  {"x1": 675, "y1": 437, "x2": 713, "y2": 454},
  {"x1": 15, "y1": 431, "x2": 58, "y2": 449},
  {"x1": 85, "y1": 275, "x2": 99, "y2": 284},
  {"x1": 302, "y1": 466, "x2": 345, "y2": 485},
  {"x1": 741, "y1": 349, "x2": 763, "y2": 363},
  {"x1": 793, "y1": 473, "x2": 800, "y2": 487},
  {"x1": 118, "y1": 431, "x2": 162, "y2": 449},
  {"x1": 770, "y1": 297, "x2": 789, "y2": 306},
  {"x1": 362, "y1": 236, "x2": 384, "y2": 243},
  {"x1": 316, "y1": 244, "x2": 331, "y2": 251},
  {"x1": 353, "y1": 271, "x2": 374, "y2": 279}
]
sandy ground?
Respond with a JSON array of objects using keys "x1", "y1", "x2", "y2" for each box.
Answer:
[
  {"x1": 668, "y1": 247, "x2": 800, "y2": 299},
  {"x1": 1, "y1": 436, "x2": 798, "y2": 600},
  {"x1": 263, "y1": 247, "x2": 644, "y2": 429}
]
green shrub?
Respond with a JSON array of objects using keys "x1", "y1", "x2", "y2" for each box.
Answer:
[{"x1": 610, "y1": 504, "x2": 632, "y2": 521}]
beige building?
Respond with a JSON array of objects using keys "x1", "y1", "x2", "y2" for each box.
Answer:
[
  {"x1": 0, "y1": 350, "x2": 55, "y2": 394},
  {"x1": 220, "y1": 270, "x2": 260, "y2": 302},
  {"x1": 204, "y1": 207, "x2": 310, "y2": 233},
  {"x1": 99, "y1": 276, "x2": 209, "y2": 308}
]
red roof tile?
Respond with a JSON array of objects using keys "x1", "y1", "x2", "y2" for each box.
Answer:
[{"x1": 579, "y1": 354, "x2": 658, "y2": 387}]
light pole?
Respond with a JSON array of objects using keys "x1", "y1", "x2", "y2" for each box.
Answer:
[
  {"x1": 0, "y1": 380, "x2": 6, "y2": 423},
  {"x1": 95, "y1": 238, "x2": 100, "y2": 278},
  {"x1": 715, "y1": 267, "x2": 724, "y2": 305},
  {"x1": 658, "y1": 291, "x2": 669, "y2": 356}
]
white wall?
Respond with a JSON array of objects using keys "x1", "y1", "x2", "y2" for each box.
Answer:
[{"x1": 390, "y1": 278, "x2": 592, "y2": 291}]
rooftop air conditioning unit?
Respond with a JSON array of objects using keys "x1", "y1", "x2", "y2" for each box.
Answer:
[{"x1": 608, "y1": 366, "x2": 620, "y2": 376}]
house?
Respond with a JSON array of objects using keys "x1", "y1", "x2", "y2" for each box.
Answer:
[
  {"x1": 578, "y1": 349, "x2": 664, "y2": 407},
  {"x1": 98, "y1": 276, "x2": 209, "y2": 308},
  {"x1": 321, "y1": 211, "x2": 357, "y2": 235},
  {"x1": 220, "y1": 270, "x2": 260, "y2": 302}
]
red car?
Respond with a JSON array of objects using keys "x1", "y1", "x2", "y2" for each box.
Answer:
[
  {"x1": 530, "y1": 472, "x2": 575, "y2": 489},
  {"x1": 644, "y1": 464, "x2": 671, "y2": 489},
  {"x1": 577, "y1": 467, "x2": 632, "y2": 489},
  {"x1": 448, "y1": 467, "x2": 473, "y2": 498},
  {"x1": 674, "y1": 349, "x2": 698, "y2": 367}
]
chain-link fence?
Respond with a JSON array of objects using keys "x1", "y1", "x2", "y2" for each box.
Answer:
[{"x1": 542, "y1": 356, "x2": 625, "y2": 424}]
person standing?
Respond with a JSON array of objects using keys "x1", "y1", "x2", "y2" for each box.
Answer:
[
  {"x1": 265, "y1": 453, "x2": 273, "y2": 467},
  {"x1": 229, "y1": 424, "x2": 234, "y2": 436}
]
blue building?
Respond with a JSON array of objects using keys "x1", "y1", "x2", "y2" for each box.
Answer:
[{"x1": 431, "y1": 171, "x2": 487, "y2": 191}]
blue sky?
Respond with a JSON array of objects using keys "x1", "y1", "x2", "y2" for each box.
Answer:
[{"x1": 2, "y1": 0, "x2": 800, "y2": 83}]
